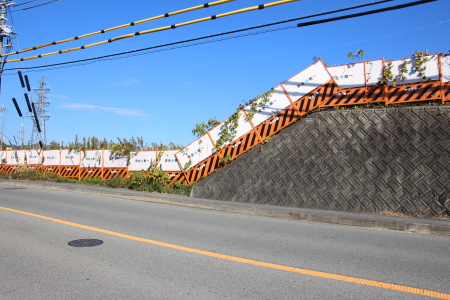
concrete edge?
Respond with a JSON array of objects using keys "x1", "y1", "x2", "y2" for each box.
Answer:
[{"x1": 2, "y1": 179, "x2": 449, "y2": 236}]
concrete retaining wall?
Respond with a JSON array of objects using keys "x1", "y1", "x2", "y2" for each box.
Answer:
[{"x1": 191, "y1": 106, "x2": 450, "y2": 218}]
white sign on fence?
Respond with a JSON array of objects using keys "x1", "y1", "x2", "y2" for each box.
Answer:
[
  {"x1": 282, "y1": 61, "x2": 332, "y2": 101},
  {"x1": 244, "y1": 85, "x2": 292, "y2": 128},
  {"x1": 176, "y1": 135, "x2": 215, "y2": 171},
  {"x1": 365, "y1": 59, "x2": 384, "y2": 86},
  {"x1": 43, "y1": 150, "x2": 60, "y2": 166},
  {"x1": 158, "y1": 150, "x2": 181, "y2": 172},
  {"x1": 26, "y1": 149, "x2": 42, "y2": 165},
  {"x1": 0, "y1": 151, "x2": 5, "y2": 164},
  {"x1": 7, "y1": 150, "x2": 25, "y2": 165},
  {"x1": 128, "y1": 151, "x2": 157, "y2": 171},
  {"x1": 328, "y1": 62, "x2": 365, "y2": 88},
  {"x1": 60, "y1": 149, "x2": 80, "y2": 166},
  {"x1": 103, "y1": 150, "x2": 128, "y2": 168},
  {"x1": 81, "y1": 150, "x2": 102, "y2": 168}
]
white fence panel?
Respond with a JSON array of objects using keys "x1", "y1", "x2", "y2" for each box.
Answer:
[
  {"x1": 26, "y1": 150, "x2": 42, "y2": 165},
  {"x1": 231, "y1": 113, "x2": 254, "y2": 143},
  {"x1": 443, "y1": 54, "x2": 450, "y2": 83},
  {"x1": 388, "y1": 54, "x2": 439, "y2": 85},
  {"x1": 103, "y1": 150, "x2": 128, "y2": 168},
  {"x1": 282, "y1": 61, "x2": 332, "y2": 101},
  {"x1": 60, "y1": 149, "x2": 80, "y2": 166},
  {"x1": 423, "y1": 54, "x2": 440, "y2": 81},
  {"x1": 128, "y1": 151, "x2": 157, "y2": 171},
  {"x1": 158, "y1": 150, "x2": 181, "y2": 172},
  {"x1": 7, "y1": 150, "x2": 25, "y2": 165},
  {"x1": 328, "y1": 62, "x2": 365, "y2": 88},
  {"x1": 0, "y1": 151, "x2": 5, "y2": 164},
  {"x1": 208, "y1": 124, "x2": 222, "y2": 144},
  {"x1": 176, "y1": 135, "x2": 215, "y2": 171},
  {"x1": 244, "y1": 85, "x2": 292, "y2": 127},
  {"x1": 365, "y1": 59, "x2": 383, "y2": 86},
  {"x1": 43, "y1": 150, "x2": 60, "y2": 166},
  {"x1": 81, "y1": 150, "x2": 102, "y2": 168}
]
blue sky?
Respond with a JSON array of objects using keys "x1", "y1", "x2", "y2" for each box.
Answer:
[{"x1": 1, "y1": 0, "x2": 449, "y2": 148}]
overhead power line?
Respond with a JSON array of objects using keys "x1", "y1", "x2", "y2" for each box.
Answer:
[
  {"x1": 11, "y1": 0, "x2": 59, "y2": 12},
  {"x1": 3, "y1": 0, "x2": 300, "y2": 63},
  {"x1": 12, "y1": 0, "x2": 40, "y2": 7},
  {"x1": 3, "y1": 0, "x2": 431, "y2": 73},
  {"x1": 296, "y1": 0, "x2": 436, "y2": 28},
  {"x1": 3, "y1": 0, "x2": 236, "y2": 58}
]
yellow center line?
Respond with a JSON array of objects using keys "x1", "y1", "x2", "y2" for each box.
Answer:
[{"x1": 1, "y1": 205, "x2": 449, "y2": 299}]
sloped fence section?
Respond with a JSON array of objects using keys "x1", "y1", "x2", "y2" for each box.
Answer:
[{"x1": 192, "y1": 106, "x2": 450, "y2": 218}]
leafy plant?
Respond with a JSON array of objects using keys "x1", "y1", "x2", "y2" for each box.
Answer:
[
  {"x1": 182, "y1": 159, "x2": 192, "y2": 172},
  {"x1": 348, "y1": 49, "x2": 364, "y2": 61},
  {"x1": 110, "y1": 143, "x2": 137, "y2": 166},
  {"x1": 214, "y1": 105, "x2": 243, "y2": 150},
  {"x1": 412, "y1": 51, "x2": 429, "y2": 79},
  {"x1": 192, "y1": 117, "x2": 220, "y2": 138},
  {"x1": 379, "y1": 61, "x2": 396, "y2": 87},
  {"x1": 398, "y1": 59, "x2": 409, "y2": 81},
  {"x1": 247, "y1": 89, "x2": 274, "y2": 120},
  {"x1": 128, "y1": 169, "x2": 170, "y2": 192}
]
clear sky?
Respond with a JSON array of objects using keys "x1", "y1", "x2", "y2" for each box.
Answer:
[{"x1": 0, "y1": 0, "x2": 449, "y2": 148}]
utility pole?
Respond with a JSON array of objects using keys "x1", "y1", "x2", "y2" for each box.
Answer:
[
  {"x1": 0, "y1": 0, "x2": 13, "y2": 81},
  {"x1": 0, "y1": 104, "x2": 6, "y2": 150}
]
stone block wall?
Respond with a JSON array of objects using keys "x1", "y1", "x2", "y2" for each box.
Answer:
[{"x1": 191, "y1": 106, "x2": 450, "y2": 218}]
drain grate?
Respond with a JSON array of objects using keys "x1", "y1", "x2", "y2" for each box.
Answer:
[{"x1": 68, "y1": 239, "x2": 103, "y2": 247}]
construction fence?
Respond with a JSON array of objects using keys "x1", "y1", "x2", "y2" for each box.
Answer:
[{"x1": 1, "y1": 53, "x2": 449, "y2": 185}]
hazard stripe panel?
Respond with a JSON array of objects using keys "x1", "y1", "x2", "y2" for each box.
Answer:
[
  {"x1": 166, "y1": 172, "x2": 186, "y2": 185},
  {"x1": 1, "y1": 166, "x2": 17, "y2": 174},
  {"x1": 387, "y1": 82, "x2": 442, "y2": 105},
  {"x1": 184, "y1": 153, "x2": 221, "y2": 184},
  {"x1": 59, "y1": 166, "x2": 80, "y2": 178},
  {"x1": 79, "y1": 168, "x2": 103, "y2": 179},
  {"x1": 40, "y1": 166, "x2": 60, "y2": 174},
  {"x1": 103, "y1": 168, "x2": 128, "y2": 180},
  {"x1": 323, "y1": 87, "x2": 367, "y2": 107},
  {"x1": 365, "y1": 86, "x2": 385, "y2": 103}
]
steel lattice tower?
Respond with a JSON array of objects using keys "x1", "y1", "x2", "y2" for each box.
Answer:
[{"x1": 30, "y1": 74, "x2": 50, "y2": 148}]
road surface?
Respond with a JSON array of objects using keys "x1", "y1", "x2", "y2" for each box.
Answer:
[{"x1": 0, "y1": 182, "x2": 449, "y2": 299}]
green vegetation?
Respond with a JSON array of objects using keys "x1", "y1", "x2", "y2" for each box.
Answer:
[
  {"x1": 347, "y1": 49, "x2": 364, "y2": 61},
  {"x1": 0, "y1": 168, "x2": 192, "y2": 196},
  {"x1": 3, "y1": 135, "x2": 184, "y2": 151},
  {"x1": 191, "y1": 89, "x2": 274, "y2": 152},
  {"x1": 192, "y1": 117, "x2": 220, "y2": 138}
]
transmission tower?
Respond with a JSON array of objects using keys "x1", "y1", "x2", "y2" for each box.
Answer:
[
  {"x1": 18, "y1": 122, "x2": 26, "y2": 148},
  {"x1": 30, "y1": 74, "x2": 50, "y2": 148}
]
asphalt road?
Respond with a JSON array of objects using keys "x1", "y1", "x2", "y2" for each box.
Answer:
[{"x1": 0, "y1": 182, "x2": 449, "y2": 299}]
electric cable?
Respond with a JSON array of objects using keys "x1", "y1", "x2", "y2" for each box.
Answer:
[
  {"x1": 11, "y1": 0, "x2": 59, "y2": 12},
  {"x1": 13, "y1": 0, "x2": 40, "y2": 7},
  {"x1": 3, "y1": 0, "x2": 429, "y2": 73},
  {"x1": 3, "y1": 0, "x2": 236, "y2": 57},
  {"x1": 2, "y1": 0, "x2": 300, "y2": 63},
  {"x1": 296, "y1": 0, "x2": 436, "y2": 28}
]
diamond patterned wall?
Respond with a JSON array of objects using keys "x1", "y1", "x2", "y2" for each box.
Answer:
[{"x1": 192, "y1": 106, "x2": 450, "y2": 218}]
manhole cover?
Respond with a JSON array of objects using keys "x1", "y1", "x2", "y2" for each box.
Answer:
[
  {"x1": 5, "y1": 187, "x2": 27, "y2": 189},
  {"x1": 68, "y1": 239, "x2": 103, "y2": 247}
]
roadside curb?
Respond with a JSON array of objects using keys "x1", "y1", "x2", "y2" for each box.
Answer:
[{"x1": 2, "y1": 179, "x2": 449, "y2": 236}]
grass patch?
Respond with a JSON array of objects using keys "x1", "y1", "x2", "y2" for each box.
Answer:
[{"x1": 0, "y1": 168, "x2": 192, "y2": 196}]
